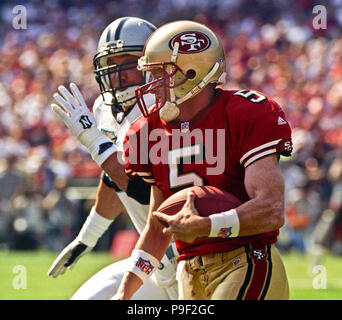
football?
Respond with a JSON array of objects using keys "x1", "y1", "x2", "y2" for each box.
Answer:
[{"x1": 156, "y1": 186, "x2": 242, "y2": 219}]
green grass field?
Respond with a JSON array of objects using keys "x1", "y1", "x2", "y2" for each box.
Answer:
[{"x1": 0, "y1": 249, "x2": 341, "y2": 300}]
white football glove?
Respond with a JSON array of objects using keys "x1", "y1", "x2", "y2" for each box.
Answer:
[
  {"x1": 48, "y1": 207, "x2": 113, "y2": 278},
  {"x1": 51, "y1": 83, "x2": 117, "y2": 166},
  {"x1": 48, "y1": 239, "x2": 92, "y2": 278}
]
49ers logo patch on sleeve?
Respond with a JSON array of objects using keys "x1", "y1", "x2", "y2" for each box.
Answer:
[
  {"x1": 276, "y1": 138, "x2": 293, "y2": 157},
  {"x1": 169, "y1": 31, "x2": 211, "y2": 53}
]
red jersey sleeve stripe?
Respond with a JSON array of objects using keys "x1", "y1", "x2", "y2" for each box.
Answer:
[
  {"x1": 142, "y1": 177, "x2": 156, "y2": 184},
  {"x1": 125, "y1": 169, "x2": 155, "y2": 184},
  {"x1": 240, "y1": 139, "x2": 281, "y2": 165},
  {"x1": 243, "y1": 149, "x2": 277, "y2": 168},
  {"x1": 134, "y1": 171, "x2": 153, "y2": 177},
  {"x1": 125, "y1": 169, "x2": 136, "y2": 176}
]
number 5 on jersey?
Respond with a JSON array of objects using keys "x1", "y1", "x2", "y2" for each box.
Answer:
[
  {"x1": 168, "y1": 144, "x2": 207, "y2": 192},
  {"x1": 233, "y1": 90, "x2": 266, "y2": 103}
]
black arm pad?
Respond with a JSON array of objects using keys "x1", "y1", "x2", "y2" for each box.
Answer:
[
  {"x1": 101, "y1": 172, "x2": 151, "y2": 205},
  {"x1": 126, "y1": 176, "x2": 151, "y2": 205},
  {"x1": 101, "y1": 172, "x2": 121, "y2": 192}
]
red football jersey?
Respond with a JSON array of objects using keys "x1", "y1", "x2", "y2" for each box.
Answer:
[{"x1": 123, "y1": 89, "x2": 292, "y2": 261}]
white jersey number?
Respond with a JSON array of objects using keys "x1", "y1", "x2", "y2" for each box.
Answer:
[
  {"x1": 168, "y1": 145, "x2": 206, "y2": 191},
  {"x1": 233, "y1": 90, "x2": 266, "y2": 103}
]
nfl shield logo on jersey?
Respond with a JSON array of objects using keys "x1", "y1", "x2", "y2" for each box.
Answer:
[{"x1": 181, "y1": 122, "x2": 189, "y2": 133}]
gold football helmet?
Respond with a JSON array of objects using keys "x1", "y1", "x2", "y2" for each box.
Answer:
[{"x1": 135, "y1": 20, "x2": 226, "y2": 121}]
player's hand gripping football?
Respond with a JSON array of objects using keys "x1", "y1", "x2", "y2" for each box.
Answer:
[
  {"x1": 153, "y1": 191, "x2": 210, "y2": 243},
  {"x1": 48, "y1": 239, "x2": 92, "y2": 278},
  {"x1": 51, "y1": 83, "x2": 116, "y2": 166}
]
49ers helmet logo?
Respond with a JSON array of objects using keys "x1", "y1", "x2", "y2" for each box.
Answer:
[{"x1": 169, "y1": 31, "x2": 211, "y2": 53}]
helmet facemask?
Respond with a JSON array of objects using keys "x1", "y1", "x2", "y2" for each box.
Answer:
[
  {"x1": 94, "y1": 49, "x2": 145, "y2": 113},
  {"x1": 135, "y1": 60, "x2": 189, "y2": 121}
]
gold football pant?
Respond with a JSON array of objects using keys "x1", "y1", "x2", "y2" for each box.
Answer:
[{"x1": 178, "y1": 243, "x2": 289, "y2": 300}]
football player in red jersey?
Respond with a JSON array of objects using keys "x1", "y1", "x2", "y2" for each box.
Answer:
[{"x1": 115, "y1": 20, "x2": 293, "y2": 300}]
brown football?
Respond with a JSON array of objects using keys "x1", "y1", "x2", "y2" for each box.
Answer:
[{"x1": 156, "y1": 186, "x2": 242, "y2": 225}]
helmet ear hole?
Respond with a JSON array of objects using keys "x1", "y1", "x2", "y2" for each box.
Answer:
[{"x1": 186, "y1": 69, "x2": 196, "y2": 79}]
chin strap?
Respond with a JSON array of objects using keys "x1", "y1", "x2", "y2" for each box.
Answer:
[
  {"x1": 159, "y1": 101, "x2": 180, "y2": 122},
  {"x1": 159, "y1": 41, "x2": 224, "y2": 122},
  {"x1": 159, "y1": 42, "x2": 180, "y2": 122},
  {"x1": 160, "y1": 62, "x2": 221, "y2": 122}
]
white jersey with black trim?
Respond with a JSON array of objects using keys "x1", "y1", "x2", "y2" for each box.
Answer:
[
  {"x1": 93, "y1": 96, "x2": 144, "y2": 151},
  {"x1": 92, "y1": 95, "x2": 152, "y2": 235}
]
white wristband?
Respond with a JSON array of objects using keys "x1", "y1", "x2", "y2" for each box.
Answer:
[
  {"x1": 209, "y1": 209, "x2": 240, "y2": 238},
  {"x1": 78, "y1": 127, "x2": 117, "y2": 166},
  {"x1": 127, "y1": 249, "x2": 160, "y2": 283},
  {"x1": 77, "y1": 207, "x2": 114, "y2": 247}
]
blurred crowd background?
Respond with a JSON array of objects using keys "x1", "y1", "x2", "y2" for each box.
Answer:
[{"x1": 0, "y1": 0, "x2": 342, "y2": 257}]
